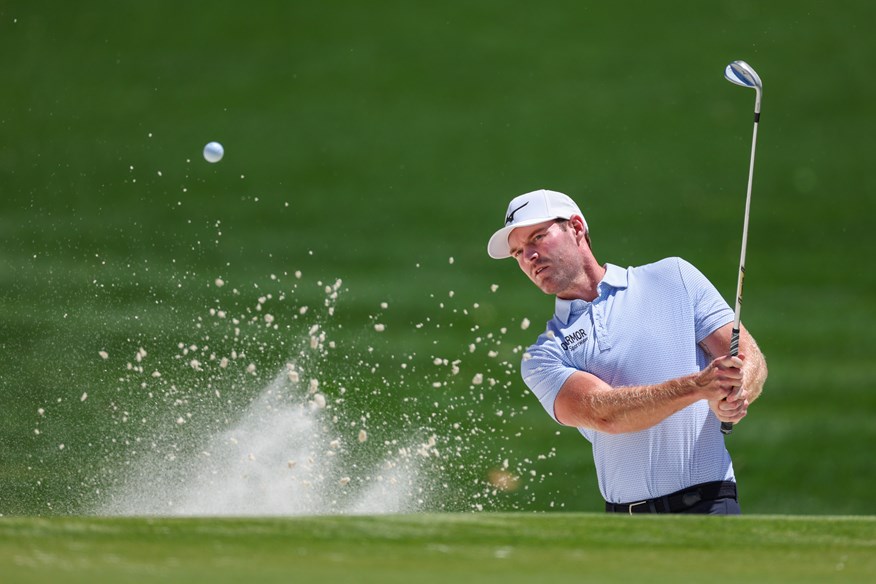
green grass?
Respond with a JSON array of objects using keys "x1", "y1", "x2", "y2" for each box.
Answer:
[
  {"x1": 2, "y1": 0, "x2": 876, "y2": 517},
  {"x1": 2, "y1": 514, "x2": 874, "y2": 583}
]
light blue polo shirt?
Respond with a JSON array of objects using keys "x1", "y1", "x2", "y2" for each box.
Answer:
[{"x1": 521, "y1": 257, "x2": 736, "y2": 504}]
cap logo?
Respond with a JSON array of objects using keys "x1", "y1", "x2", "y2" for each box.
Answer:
[{"x1": 505, "y1": 201, "x2": 529, "y2": 225}]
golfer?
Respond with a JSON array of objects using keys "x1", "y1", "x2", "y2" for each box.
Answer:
[{"x1": 487, "y1": 189, "x2": 767, "y2": 514}]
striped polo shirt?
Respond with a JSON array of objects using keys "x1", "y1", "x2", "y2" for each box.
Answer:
[{"x1": 521, "y1": 257, "x2": 736, "y2": 504}]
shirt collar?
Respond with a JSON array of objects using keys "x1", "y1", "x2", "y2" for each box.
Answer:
[
  {"x1": 600, "y1": 262, "x2": 629, "y2": 291},
  {"x1": 554, "y1": 263, "x2": 628, "y2": 324}
]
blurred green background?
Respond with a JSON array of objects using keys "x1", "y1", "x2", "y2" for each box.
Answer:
[{"x1": 2, "y1": 0, "x2": 874, "y2": 516}]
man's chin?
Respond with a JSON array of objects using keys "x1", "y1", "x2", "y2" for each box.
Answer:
[{"x1": 534, "y1": 280, "x2": 559, "y2": 295}]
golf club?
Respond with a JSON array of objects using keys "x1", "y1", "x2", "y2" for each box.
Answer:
[{"x1": 721, "y1": 60, "x2": 763, "y2": 435}]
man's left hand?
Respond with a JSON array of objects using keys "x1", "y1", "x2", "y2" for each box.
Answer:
[{"x1": 709, "y1": 387, "x2": 750, "y2": 424}]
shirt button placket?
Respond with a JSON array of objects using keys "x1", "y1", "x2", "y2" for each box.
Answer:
[{"x1": 593, "y1": 292, "x2": 611, "y2": 351}]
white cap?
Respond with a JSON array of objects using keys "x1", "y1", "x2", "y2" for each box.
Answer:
[{"x1": 487, "y1": 189, "x2": 587, "y2": 259}]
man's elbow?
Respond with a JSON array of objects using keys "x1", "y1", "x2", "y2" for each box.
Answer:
[
  {"x1": 557, "y1": 407, "x2": 628, "y2": 434},
  {"x1": 591, "y1": 417, "x2": 630, "y2": 434},
  {"x1": 592, "y1": 414, "x2": 652, "y2": 434},
  {"x1": 554, "y1": 380, "x2": 634, "y2": 434}
]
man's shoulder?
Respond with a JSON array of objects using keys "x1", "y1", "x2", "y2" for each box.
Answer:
[
  {"x1": 624, "y1": 257, "x2": 690, "y2": 282},
  {"x1": 599, "y1": 258, "x2": 686, "y2": 291},
  {"x1": 631, "y1": 256, "x2": 688, "y2": 272},
  {"x1": 620, "y1": 257, "x2": 721, "y2": 302}
]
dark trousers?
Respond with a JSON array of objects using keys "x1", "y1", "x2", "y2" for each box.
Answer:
[
  {"x1": 682, "y1": 496, "x2": 741, "y2": 515},
  {"x1": 605, "y1": 481, "x2": 740, "y2": 515}
]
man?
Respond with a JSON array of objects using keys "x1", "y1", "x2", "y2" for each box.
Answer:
[{"x1": 487, "y1": 189, "x2": 767, "y2": 514}]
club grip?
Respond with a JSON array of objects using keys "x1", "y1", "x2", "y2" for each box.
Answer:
[
  {"x1": 721, "y1": 327, "x2": 741, "y2": 435},
  {"x1": 729, "y1": 327, "x2": 740, "y2": 357}
]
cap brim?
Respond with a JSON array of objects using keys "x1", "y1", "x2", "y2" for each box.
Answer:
[{"x1": 487, "y1": 217, "x2": 555, "y2": 259}]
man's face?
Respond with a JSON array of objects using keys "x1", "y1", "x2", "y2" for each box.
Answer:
[{"x1": 507, "y1": 219, "x2": 586, "y2": 297}]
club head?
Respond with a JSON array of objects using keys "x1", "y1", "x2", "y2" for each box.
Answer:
[{"x1": 724, "y1": 60, "x2": 762, "y2": 113}]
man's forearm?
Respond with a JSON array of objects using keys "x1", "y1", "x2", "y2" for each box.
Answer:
[
  {"x1": 587, "y1": 375, "x2": 703, "y2": 434},
  {"x1": 555, "y1": 355, "x2": 741, "y2": 433},
  {"x1": 740, "y1": 329, "x2": 767, "y2": 402}
]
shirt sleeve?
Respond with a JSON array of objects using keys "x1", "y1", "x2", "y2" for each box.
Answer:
[
  {"x1": 521, "y1": 331, "x2": 578, "y2": 424},
  {"x1": 675, "y1": 258, "x2": 734, "y2": 343}
]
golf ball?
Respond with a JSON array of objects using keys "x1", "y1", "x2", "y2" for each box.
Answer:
[{"x1": 203, "y1": 141, "x2": 224, "y2": 163}]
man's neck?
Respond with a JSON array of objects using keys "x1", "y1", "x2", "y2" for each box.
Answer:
[{"x1": 556, "y1": 262, "x2": 607, "y2": 302}]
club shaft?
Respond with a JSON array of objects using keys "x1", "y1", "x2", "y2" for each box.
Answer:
[{"x1": 721, "y1": 111, "x2": 760, "y2": 436}]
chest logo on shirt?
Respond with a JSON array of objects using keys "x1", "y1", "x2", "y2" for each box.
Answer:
[{"x1": 560, "y1": 328, "x2": 588, "y2": 351}]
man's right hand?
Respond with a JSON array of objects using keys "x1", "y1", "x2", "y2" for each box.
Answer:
[{"x1": 694, "y1": 355, "x2": 743, "y2": 402}]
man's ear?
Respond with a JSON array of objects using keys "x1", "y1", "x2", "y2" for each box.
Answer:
[
  {"x1": 568, "y1": 215, "x2": 587, "y2": 237},
  {"x1": 568, "y1": 215, "x2": 592, "y2": 250}
]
